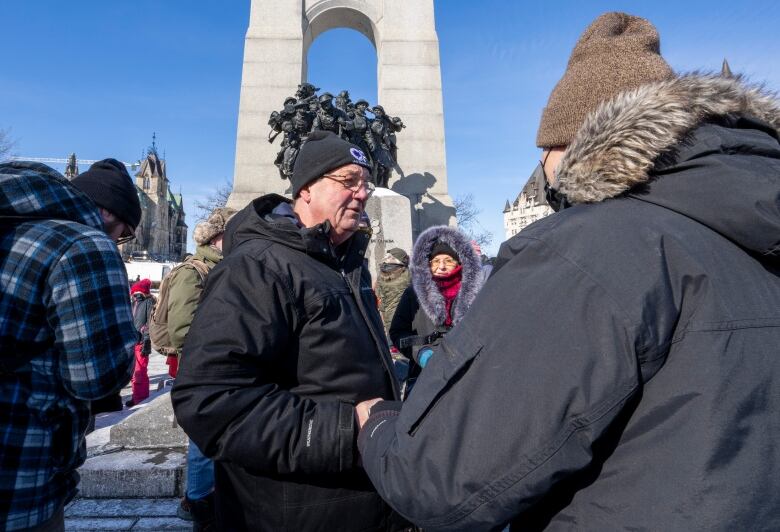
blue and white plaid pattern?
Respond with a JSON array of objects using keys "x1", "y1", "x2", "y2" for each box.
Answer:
[{"x1": 0, "y1": 162, "x2": 136, "y2": 530}]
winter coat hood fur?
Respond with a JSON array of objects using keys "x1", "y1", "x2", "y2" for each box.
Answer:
[
  {"x1": 557, "y1": 74, "x2": 780, "y2": 203},
  {"x1": 410, "y1": 226, "x2": 483, "y2": 327}
]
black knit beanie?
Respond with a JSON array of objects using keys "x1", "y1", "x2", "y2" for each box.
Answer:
[
  {"x1": 71, "y1": 158, "x2": 142, "y2": 229},
  {"x1": 429, "y1": 241, "x2": 459, "y2": 263},
  {"x1": 291, "y1": 131, "x2": 372, "y2": 197}
]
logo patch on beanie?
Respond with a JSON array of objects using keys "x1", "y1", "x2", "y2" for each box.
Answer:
[{"x1": 350, "y1": 147, "x2": 368, "y2": 165}]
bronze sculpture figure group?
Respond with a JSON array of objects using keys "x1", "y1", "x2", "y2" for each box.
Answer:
[{"x1": 268, "y1": 83, "x2": 405, "y2": 188}]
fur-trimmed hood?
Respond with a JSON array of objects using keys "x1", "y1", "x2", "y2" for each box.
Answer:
[
  {"x1": 410, "y1": 226, "x2": 483, "y2": 327},
  {"x1": 557, "y1": 73, "x2": 780, "y2": 256},
  {"x1": 558, "y1": 74, "x2": 780, "y2": 202}
]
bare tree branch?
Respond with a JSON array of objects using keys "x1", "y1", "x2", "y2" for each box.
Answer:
[
  {"x1": 0, "y1": 128, "x2": 18, "y2": 161},
  {"x1": 454, "y1": 193, "x2": 493, "y2": 250},
  {"x1": 194, "y1": 179, "x2": 232, "y2": 222}
]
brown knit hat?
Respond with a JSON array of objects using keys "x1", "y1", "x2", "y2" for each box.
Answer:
[
  {"x1": 194, "y1": 207, "x2": 236, "y2": 245},
  {"x1": 536, "y1": 12, "x2": 674, "y2": 148}
]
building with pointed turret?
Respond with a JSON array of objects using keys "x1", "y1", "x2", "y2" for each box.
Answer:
[
  {"x1": 503, "y1": 165, "x2": 553, "y2": 239},
  {"x1": 64, "y1": 153, "x2": 78, "y2": 179},
  {"x1": 121, "y1": 143, "x2": 187, "y2": 261}
]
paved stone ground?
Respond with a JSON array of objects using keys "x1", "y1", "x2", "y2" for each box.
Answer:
[{"x1": 67, "y1": 351, "x2": 191, "y2": 531}]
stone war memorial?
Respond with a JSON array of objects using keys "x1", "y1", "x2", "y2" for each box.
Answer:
[
  {"x1": 72, "y1": 3, "x2": 453, "y2": 526},
  {"x1": 228, "y1": 0, "x2": 455, "y2": 272}
]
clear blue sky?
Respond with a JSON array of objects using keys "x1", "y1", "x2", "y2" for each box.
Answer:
[{"x1": 1, "y1": 1, "x2": 778, "y2": 255}]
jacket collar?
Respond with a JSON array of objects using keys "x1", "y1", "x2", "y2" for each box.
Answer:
[
  {"x1": 195, "y1": 243, "x2": 223, "y2": 265},
  {"x1": 226, "y1": 194, "x2": 371, "y2": 268}
]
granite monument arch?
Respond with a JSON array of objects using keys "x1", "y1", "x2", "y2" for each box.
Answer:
[{"x1": 228, "y1": 0, "x2": 454, "y2": 235}]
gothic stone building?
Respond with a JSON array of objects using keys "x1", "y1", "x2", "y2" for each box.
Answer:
[
  {"x1": 503, "y1": 164, "x2": 553, "y2": 239},
  {"x1": 121, "y1": 149, "x2": 187, "y2": 261}
]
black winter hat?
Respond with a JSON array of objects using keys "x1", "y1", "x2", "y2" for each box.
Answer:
[
  {"x1": 429, "y1": 241, "x2": 459, "y2": 263},
  {"x1": 291, "y1": 131, "x2": 372, "y2": 197},
  {"x1": 71, "y1": 158, "x2": 142, "y2": 229}
]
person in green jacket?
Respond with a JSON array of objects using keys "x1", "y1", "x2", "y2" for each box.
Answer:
[
  {"x1": 168, "y1": 207, "x2": 235, "y2": 531},
  {"x1": 375, "y1": 247, "x2": 411, "y2": 337}
]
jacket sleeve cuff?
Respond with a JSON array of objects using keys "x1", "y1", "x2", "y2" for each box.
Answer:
[{"x1": 357, "y1": 400, "x2": 401, "y2": 454}]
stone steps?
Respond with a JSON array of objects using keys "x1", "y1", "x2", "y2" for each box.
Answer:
[
  {"x1": 69, "y1": 355, "x2": 190, "y2": 528},
  {"x1": 79, "y1": 448, "x2": 186, "y2": 498},
  {"x1": 79, "y1": 389, "x2": 189, "y2": 498},
  {"x1": 79, "y1": 374, "x2": 191, "y2": 497},
  {"x1": 65, "y1": 498, "x2": 189, "y2": 531}
]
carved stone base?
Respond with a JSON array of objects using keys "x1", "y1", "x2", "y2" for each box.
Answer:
[{"x1": 364, "y1": 188, "x2": 414, "y2": 280}]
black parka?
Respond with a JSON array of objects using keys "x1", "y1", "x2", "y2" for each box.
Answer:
[
  {"x1": 358, "y1": 75, "x2": 780, "y2": 531},
  {"x1": 131, "y1": 294, "x2": 153, "y2": 343},
  {"x1": 171, "y1": 194, "x2": 402, "y2": 531}
]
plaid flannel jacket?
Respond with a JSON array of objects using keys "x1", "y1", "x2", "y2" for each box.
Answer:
[{"x1": 0, "y1": 162, "x2": 136, "y2": 530}]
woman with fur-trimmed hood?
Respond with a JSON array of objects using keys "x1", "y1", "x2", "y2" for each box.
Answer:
[{"x1": 389, "y1": 225, "x2": 483, "y2": 376}]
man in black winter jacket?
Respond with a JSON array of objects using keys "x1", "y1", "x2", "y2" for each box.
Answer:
[
  {"x1": 171, "y1": 131, "x2": 406, "y2": 531},
  {"x1": 356, "y1": 12, "x2": 780, "y2": 531}
]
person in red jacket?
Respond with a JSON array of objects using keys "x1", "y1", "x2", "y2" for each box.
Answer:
[{"x1": 127, "y1": 278, "x2": 154, "y2": 407}]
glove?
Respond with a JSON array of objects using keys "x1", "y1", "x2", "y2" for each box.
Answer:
[{"x1": 414, "y1": 346, "x2": 435, "y2": 368}]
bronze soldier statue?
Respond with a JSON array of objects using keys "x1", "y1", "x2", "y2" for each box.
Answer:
[
  {"x1": 335, "y1": 90, "x2": 352, "y2": 115},
  {"x1": 268, "y1": 96, "x2": 297, "y2": 144},
  {"x1": 347, "y1": 99, "x2": 375, "y2": 170},
  {"x1": 375, "y1": 105, "x2": 405, "y2": 161},
  {"x1": 295, "y1": 82, "x2": 319, "y2": 106},
  {"x1": 272, "y1": 107, "x2": 313, "y2": 181},
  {"x1": 367, "y1": 105, "x2": 405, "y2": 188},
  {"x1": 269, "y1": 97, "x2": 300, "y2": 179},
  {"x1": 312, "y1": 93, "x2": 348, "y2": 139}
]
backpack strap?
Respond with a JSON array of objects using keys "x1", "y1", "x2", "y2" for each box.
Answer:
[{"x1": 179, "y1": 257, "x2": 210, "y2": 286}]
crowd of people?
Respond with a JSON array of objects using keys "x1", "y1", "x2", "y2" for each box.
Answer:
[{"x1": 1, "y1": 10, "x2": 779, "y2": 532}]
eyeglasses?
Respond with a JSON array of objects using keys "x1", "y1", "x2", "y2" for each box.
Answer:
[
  {"x1": 116, "y1": 223, "x2": 136, "y2": 246},
  {"x1": 321, "y1": 174, "x2": 375, "y2": 197},
  {"x1": 539, "y1": 150, "x2": 552, "y2": 183},
  {"x1": 429, "y1": 257, "x2": 458, "y2": 268}
]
